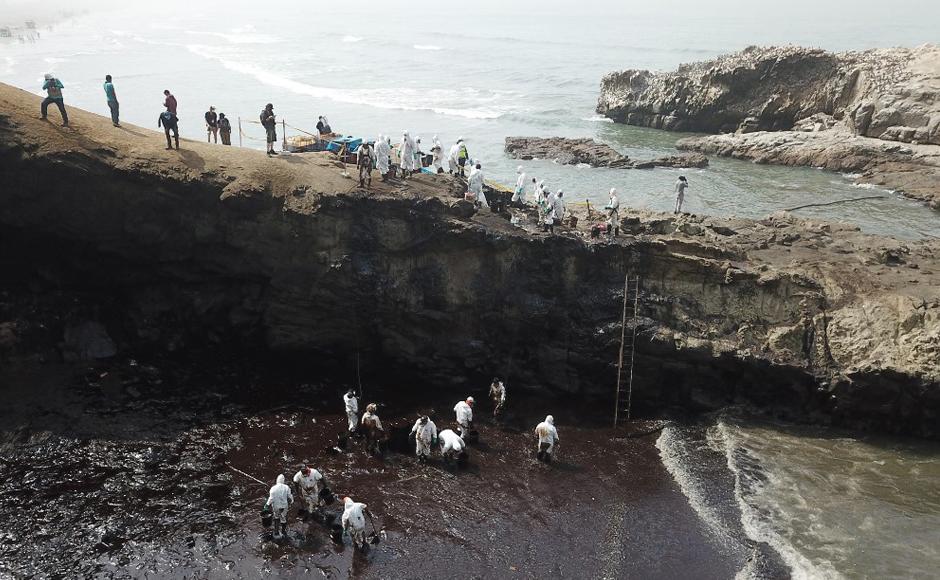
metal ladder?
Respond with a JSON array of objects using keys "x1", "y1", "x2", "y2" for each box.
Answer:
[{"x1": 614, "y1": 274, "x2": 640, "y2": 427}]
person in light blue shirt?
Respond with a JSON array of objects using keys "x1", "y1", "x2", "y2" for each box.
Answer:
[
  {"x1": 103, "y1": 74, "x2": 119, "y2": 127},
  {"x1": 41, "y1": 73, "x2": 69, "y2": 126}
]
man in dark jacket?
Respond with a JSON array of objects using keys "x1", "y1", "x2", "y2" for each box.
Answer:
[
  {"x1": 205, "y1": 106, "x2": 218, "y2": 143},
  {"x1": 163, "y1": 90, "x2": 177, "y2": 114},
  {"x1": 260, "y1": 103, "x2": 276, "y2": 155},
  {"x1": 158, "y1": 111, "x2": 179, "y2": 150},
  {"x1": 219, "y1": 113, "x2": 232, "y2": 146}
]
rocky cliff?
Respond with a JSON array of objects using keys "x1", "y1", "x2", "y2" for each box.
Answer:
[
  {"x1": 597, "y1": 44, "x2": 940, "y2": 143},
  {"x1": 504, "y1": 136, "x2": 707, "y2": 169},
  {"x1": 2, "y1": 84, "x2": 938, "y2": 436},
  {"x1": 597, "y1": 45, "x2": 940, "y2": 207}
]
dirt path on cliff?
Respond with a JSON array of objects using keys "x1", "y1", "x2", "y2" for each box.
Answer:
[{"x1": 0, "y1": 82, "x2": 457, "y2": 207}]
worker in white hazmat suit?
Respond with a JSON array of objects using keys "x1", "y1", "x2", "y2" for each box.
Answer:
[
  {"x1": 430, "y1": 136, "x2": 444, "y2": 173},
  {"x1": 400, "y1": 130, "x2": 416, "y2": 178},
  {"x1": 374, "y1": 134, "x2": 390, "y2": 180},
  {"x1": 489, "y1": 378, "x2": 506, "y2": 417},
  {"x1": 343, "y1": 389, "x2": 359, "y2": 434},
  {"x1": 454, "y1": 397, "x2": 474, "y2": 438},
  {"x1": 265, "y1": 474, "x2": 294, "y2": 539},
  {"x1": 410, "y1": 415, "x2": 438, "y2": 461},
  {"x1": 341, "y1": 496, "x2": 369, "y2": 548},
  {"x1": 552, "y1": 190, "x2": 566, "y2": 224},
  {"x1": 438, "y1": 428, "x2": 467, "y2": 464},
  {"x1": 466, "y1": 163, "x2": 487, "y2": 208},
  {"x1": 447, "y1": 141, "x2": 460, "y2": 174},
  {"x1": 511, "y1": 166, "x2": 527, "y2": 207},
  {"x1": 674, "y1": 176, "x2": 688, "y2": 214},
  {"x1": 606, "y1": 188, "x2": 620, "y2": 236},
  {"x1": 535, "y1": 415, "x2": 560, "y2": 463},
  {"x1": 292, "y1": 465, "x2": 325, "y2": 514},
  {"x1": 542, "y1": 189, "x2": 557, "y2": 233}
]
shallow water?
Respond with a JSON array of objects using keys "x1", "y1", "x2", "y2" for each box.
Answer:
[
  {"x1": 2, "y1": 1, "x2": 939, "y2": 239},
  {"x1": 657, "y1": 413, "x2": 940, "y2": 580}
]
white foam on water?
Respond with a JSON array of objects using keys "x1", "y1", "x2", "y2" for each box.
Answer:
[
  {"x1": 342, "y1": 35, "x2": 363, "y2": 43},
  {"x1": 656, "y1": 426, "x2": 737, "y2": 546},
  {"x1": 1, "y1": 56, "x2": 15, "y2": 75},
  {"x1": 710, "y1": 420, "x2": 845, "y2": 580},
  {"x1": 414, "y1": 44, "x2": 443, "y2": 51},
  {"x1": 184, "y1": 30, "x2": 280, "y2": 44},
  {"x1": 582, "y1": 115, "x2": 614, "y2": 123},
  {"x1": 185, "y1": 44, "x2": 507, "y2": 120}
]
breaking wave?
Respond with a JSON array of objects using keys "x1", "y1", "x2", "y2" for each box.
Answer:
[
  {"x1": 342, "y1": 35, "x2": 363, "y2": 43},
  {"x1": 185, "y1": 44, "x2": 507, "y2": 120},
  {"x1": 414, "y1": 44, "x2": 443, "y2": 51},
  {"x1": 184, "y1": 30, "x2": 280, "y2": 44},
  {"x1": 582, "y1": 115, "x2": 614, "y2": 123}
]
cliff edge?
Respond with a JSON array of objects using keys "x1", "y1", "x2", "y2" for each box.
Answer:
[{"x1": 1, "y1": 83, "x2": 939, "y2": 436}]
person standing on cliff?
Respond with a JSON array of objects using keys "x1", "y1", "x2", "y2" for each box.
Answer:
[
  {"x1": 512, "y1": 166, "x2": 527, "y2": 207},
  {"x1": 40, "y1": 73, "x2": 69, "y2": 126},
  {"x1": 218, "y1": 113, "x2": 232, "y2": 145},
  {"x1": 456, "y1": 139, "x2": 470, "y2": 178},
  {"x1": 163, "y1": 89, "x2": 177, "y2": 115},
  {"x1": 674, "y1": 176, "x2": 688, "y2": 214},
  {"x1": 260, "y1": 103, "x2": 277, "y2": 156},
  {"x1": 606, "y1": 187, "x2": 620, "y2": 236},
  {"x1": 358, "y1": 142, "x2": 375, "y2": 188},
  {"x1": 374, "y1": 134, "x2": 391, "y2": 181},
  {"x1": 103, "y1": 75, "x2": 119, "y2": 127},
  {"x1": 158, "y1": 110, "x2": 179, "y2": 150},
  {"x1": 205, "y1": 106, "x2": 218, "y2": 143},
  {"x1": 467, "y1": 163, "x2": 488, "y2": 208}
]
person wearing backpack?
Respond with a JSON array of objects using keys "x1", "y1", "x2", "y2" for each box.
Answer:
[{"x1": 260, "y1": 103, "x2": 277, "y2": 155}]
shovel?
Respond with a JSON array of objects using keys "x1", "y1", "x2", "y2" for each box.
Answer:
[{"x1": 365, "y1": 510, "x2": 383, "y2": 545}]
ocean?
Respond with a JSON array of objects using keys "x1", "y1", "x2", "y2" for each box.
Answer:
[
  {"x1": 2, "y1": 0, "x2": 940, "y2": 238},
  {"x1": 2, "y1": 2, "x2": 940, "y2": 577}
]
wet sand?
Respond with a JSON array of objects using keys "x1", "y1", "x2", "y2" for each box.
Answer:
[{"x1": 0, "y1": 357, "x2": 747, "y2": 578}]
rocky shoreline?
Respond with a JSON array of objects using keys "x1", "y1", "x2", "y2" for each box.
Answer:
[
  {"x1": 504, "y1": 136, "x2": 707, "y2": 169},
  {"x1": 597, "y1": 44, "x2": 940, "y2": 208},
  {"x1": 1, "y1": 83, "x2": 939, "y2": 437}
]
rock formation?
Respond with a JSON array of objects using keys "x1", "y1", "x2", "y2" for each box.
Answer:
[
  {"x1": 504, "y1": 136, "x2": 708, "y2": 169},
  {"x1": 597, "y1": 45, "x2": 940, "y2": 206},
  {"x1": 2, "y1": 83, "x2": 938, "y2": 437}
]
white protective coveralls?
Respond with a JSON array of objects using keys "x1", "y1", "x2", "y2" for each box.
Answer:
[
  {"x1": 438, "y1": 428, "x2": 466, "y2": 461},
  {"x1": 535, "y1": 415, "x2": 560, "y2": 459},
  {"x1": 467, "y1": 166, "x2": 487, "y2": 207},
  {"x1": 341, "y1": 497, "x2": 368, "y2": 548},
  {"x1": 489, "y1": 381, "x2": 506, "y2": 416},
  {"x1": 674, "y1": 178, "x2": 688, "y2": 213},
  {"x1": 431, "y1": 135, "x2": 444, "y2": 172},
  {"x1": 374, "y1": 135, "x2": 390, "y2": 175},
  {"x1": 543, "y1": 191, "x2": 557, "y2": 227},
  {"x1": 607, "y1": 188, "x2": 620, "y2": 232},
  {"x1": 293, "y1": 468, "x2": 324, "y2": 512},
  {"x1": 454, "y1": 399, "x2": 473, "y2": 435},
  {"x1": 447, "y1": 142, "x2": 460, "y2": 173},
  {"x1": 266, "y1": 474, "x2": 294, "y2": 536},
  {"x1": 410, "y1": 417, "x2": 438, "y2": 458},
  {"x1": 400, "y1": 131, "x2": 416, "y2": 173},
  {"x1": 552, "y1": 191, "x2": 566, "y2": 222},
  {"x1": 343, "y1": 391, "x2": 359, "y2": 432},
  {"x1": 513, "y1": 166, "x2": 526, "y2": 204}
]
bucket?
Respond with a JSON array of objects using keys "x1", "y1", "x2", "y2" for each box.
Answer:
[
  {"x1": 319, "y1": 487, "x2": 336, "y2": 506},
  {"x1": 330, "y1": 524, "x2": 344, "y2": 543},
  {"x1": 260, "y1": 505, "x2": 273, "y2": 528}
]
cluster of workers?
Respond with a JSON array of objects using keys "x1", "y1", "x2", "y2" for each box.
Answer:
[
  {"x1": 39, "y1": 72, "x2": 693, "y2": 227},
  {"x1": 262, "y1": 378, "x2": 560, "y2": 548}
]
